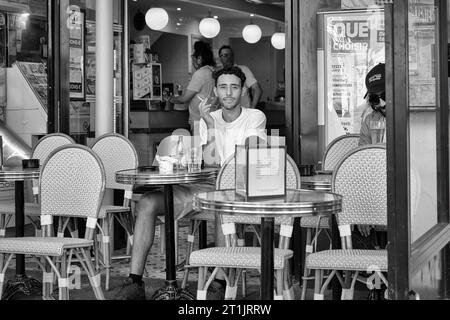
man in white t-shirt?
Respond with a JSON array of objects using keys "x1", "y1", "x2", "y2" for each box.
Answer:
[
  {"x1": 113, "y1": 66, "x2": 267, "y2": 300},
  {"x1": 218, "y1": 45, "x2": 263, "y2": 109}
]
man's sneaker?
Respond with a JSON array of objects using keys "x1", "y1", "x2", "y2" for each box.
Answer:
[
  {"x1": 207, "y1": 281, "x2": 225, "y2": 300},
  {"x1": 113, "y1": 277, "x2": 146, "y2": 300}
]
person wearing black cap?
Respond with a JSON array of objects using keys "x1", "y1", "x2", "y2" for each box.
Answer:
[{"x1": 359, "y1": 63, "x2": 386, "y2": 146}]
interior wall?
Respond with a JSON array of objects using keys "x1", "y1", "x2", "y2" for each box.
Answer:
[{"x1": 151, "y1": 33, "x2": 190, "y2": 92}]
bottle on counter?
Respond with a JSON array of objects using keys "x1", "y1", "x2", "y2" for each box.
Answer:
[
  {"x1": 0, "y1": 135, "x2": 3, "y2": 168},
  {"x1": 175, "y1": 136, "x2": 185, "y2": 171}
]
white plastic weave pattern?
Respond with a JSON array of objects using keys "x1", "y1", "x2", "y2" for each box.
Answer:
[
  {"x1": 32, "y1": 133, "x2": 75, "y2": 163},
  {"x1": 189, "y1": 246, "x2": 293, "y2": 270},
  {"x1": 40, "y1": 145, "x2": 105, "y2": 220},
  {"x1": 332, "y1": 145, "x2": 387, "y2": 227},
  {"x1": 322, "y1": 134, "x2": 359, "y2": 171},
  {"x1": 91, "y1": 134, "x2": 139, "y2": 191}
]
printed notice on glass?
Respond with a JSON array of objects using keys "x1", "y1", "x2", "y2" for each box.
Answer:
[
  {"x1": 247, "y1": 147, "x2": 286, "y2": 198},
  {"x1": 67, "y1": 6, "x2": 85, "y2": 100}
]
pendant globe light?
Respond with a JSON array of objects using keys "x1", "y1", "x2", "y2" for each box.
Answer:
[
  {"x1": 271, "y1": 32, "x2": 285, "y2": 50},
  {"x1": 242, "y1": 16, "x2": 262, "y2": 44},
  {"x1": 145, "y1": 7, "x2": 169, "y2": 30},
  {"x1": 199, "y1": 11, "x2": 220, "y2": 38}
]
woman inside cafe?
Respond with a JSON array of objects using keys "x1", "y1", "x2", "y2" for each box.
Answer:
[{"x1": 168, "y1": 41, "x2": 217, "y2": 135}]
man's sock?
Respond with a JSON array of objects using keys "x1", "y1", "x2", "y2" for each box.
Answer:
[{"x1": 129, "y1": 273, "x2": 143, "y2": 286}]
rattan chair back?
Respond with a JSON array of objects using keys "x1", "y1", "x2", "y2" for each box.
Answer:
[
  {"x1": 90, "y1": 133, "x2": 139, "y2": 191},
  {"x1": 332, "y1": 144, "x2": 386, "y2": 227},
  {"x1": 322, "y1": 134, "x2": 360, "y2": 171}
]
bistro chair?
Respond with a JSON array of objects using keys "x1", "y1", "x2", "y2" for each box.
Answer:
[
  {"x1": 183, "y1": 154, "x2": 301, "y2": 300},
  {"x1": 0, "y1": 145, "x2": 106, "y2": 300},
  {"x1": 305, "y1": 145, "x2": 387, "y2": 300},
  {"x1": 300, "y1": 133, "x2": 360, "y2": 299},
  {"x1": 90, "y1": 133, "x2": 139, "y2": 291},
  {"x1": 0, "y1": 133, "x2": 75, "y2": 238}
]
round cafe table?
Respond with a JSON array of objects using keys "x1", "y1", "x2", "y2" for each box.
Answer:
[
  {"x1": 0, "y1": 166, "x2": 41, "y2": 300},
  {"x1": 116, "y1": 166, "x2": 218, "y2": 300},
  {"x1": 301, "y1": 174, "x2": 332, "y2": 191},
  {"x1": 193, "y1": 189, "x2": 342, "y2": 300}
]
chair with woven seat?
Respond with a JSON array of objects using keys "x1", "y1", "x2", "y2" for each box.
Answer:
[
  {"x1": 305, "y1": 145, "x2": 387, "y2": 300},
  {"x1": 0, "y1": 133, "x2": 75, "y2": 238},
  {"x1": 182, "y1": 153, "x2": 301, "y2": 300},
  {"x1": 300, "y1": 133, "x2": 360, "y2": 299},
  {"x1": 90, "y1": 133, "x2": 139, "y2": 291},
  {"x1": 0, "y1": 145, "x2": 106, "y2": 300}
]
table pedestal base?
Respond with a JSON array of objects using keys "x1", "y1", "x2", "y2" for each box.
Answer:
[
  {"x1": 151, "y1": 281, "x2": 195, "y2": 300},
  {"x1": 2, "y1": 275, "x2": 42, "y2": 300}
]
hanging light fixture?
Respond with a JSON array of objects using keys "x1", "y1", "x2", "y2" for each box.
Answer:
[
  {"x1": 145, "y1": 7, "x2": 169, "y2": 30},
  {"x1": 271, "y1": 32, "x2": 285, "y2": 50},
  {"x1": 242, "y1": 15, "x2": 262, "y2": 44},
  {"x1": 199, "y1": 11, "x2": 220, "y2": 38}
]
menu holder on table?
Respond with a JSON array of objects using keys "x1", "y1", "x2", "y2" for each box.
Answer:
[{"x1": 235, "y1": 141, "x2": 286, "y2": 200}]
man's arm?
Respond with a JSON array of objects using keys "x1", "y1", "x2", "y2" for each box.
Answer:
[
  {"x1": 199, "y1": 99, "x2": 219, "y2": 166},
  {"x1": 250, "y1": 82, "x2": 263, "y2": 109},
  {"x1": 358, "y1": 115, "x2": 371, "y2": 146},
  {"x1": 169, "y1": 89, "x2": 196, "y2": 104}
]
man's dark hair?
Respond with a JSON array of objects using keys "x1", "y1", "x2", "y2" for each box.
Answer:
[
  {"x1": 213, "y1": 66, "x2": 247, "y2": 88},
  {"x1": 218, "y1": 45, "x2": 233, "y2": 57},
  {"x1": 193, "y1": 41, "x2": 216, "y2": 67}
]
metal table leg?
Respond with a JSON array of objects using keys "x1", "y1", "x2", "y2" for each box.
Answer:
[
  {"x1": 261, "y1": 217, "x2": 274, "y2": 300},
  {"x1": 2, "y1": 181, "x2": 41, "y2": 300},
  {"x1": 152, "y1": 184, "x2": 194, "y2": 300}
]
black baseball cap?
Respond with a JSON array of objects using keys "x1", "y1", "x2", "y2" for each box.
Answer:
[{"x1": 364, "y1": 63, "x2": 385, "y2": 98}]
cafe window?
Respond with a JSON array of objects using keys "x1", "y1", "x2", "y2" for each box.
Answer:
[
  {"x1": 1, "y1": 0, "x2": 48, "y2": 146},
  {"x1": 127, "y1": 0, "x2": 286, "y2": 166}
]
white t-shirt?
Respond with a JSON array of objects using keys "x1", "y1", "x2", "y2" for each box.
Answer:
[{"x1": 199, "y1": 107, "x2": 267, "y2": 166}]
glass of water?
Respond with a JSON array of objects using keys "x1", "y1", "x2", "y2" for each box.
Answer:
[
  {"x1": 369, "y1": 118, "x2": 386, "y2": 144},
  {"x1": 188, "y1": 147, "x2": 202, "y2": 173}
]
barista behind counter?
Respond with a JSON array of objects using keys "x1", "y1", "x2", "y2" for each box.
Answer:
[{"x1": 168, "y1": 41, "x2": 217, "y2": 134}]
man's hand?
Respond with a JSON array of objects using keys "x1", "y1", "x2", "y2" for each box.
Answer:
[
  {"x1": 199, "y1": 95, "x2": 214, "y2": 128},
  {"x1": 357, "y1": 225, "x2": 373, "y2": 237}
]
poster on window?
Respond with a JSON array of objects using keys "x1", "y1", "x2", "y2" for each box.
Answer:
[
  {"x1": 67, "y1": 6, "x2": 85, "y2": 100},
  {"x1": 321, "y1": 10, "x2": 385, "y2": 145}
]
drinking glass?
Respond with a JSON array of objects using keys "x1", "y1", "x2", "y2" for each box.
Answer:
[
  {"x1": 188, "y1": 147, "x2": 202, "y2": 173},
  {"x1": 369, "y1": 119, "x2": 386, "y2": 144}
]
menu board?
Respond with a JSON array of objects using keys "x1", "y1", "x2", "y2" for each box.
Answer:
[
  {"x1": 85, "y1": 21, "x2": 96, "y2": 97},
  {"x1": 16, "y1": 61, "x2": 48, "y2": 111}
]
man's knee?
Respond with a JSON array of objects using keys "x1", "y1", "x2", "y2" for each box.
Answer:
[{"x1": 136, "y1": 193, "x2": 162, "y2": 217}]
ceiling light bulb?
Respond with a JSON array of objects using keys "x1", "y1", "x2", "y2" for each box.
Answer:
[
  {"x1": 199, "y1": 17, "x2": 221, "y2": 38},
  {"x1": 145, "y1": 7, "x2": 169, "y2": 30},
  {"x1": 242, "y1": 24, "x2": 262, "y2": 44},
  {"x1": 271, "y1": 32, "x2": 285, "y2": 50}
]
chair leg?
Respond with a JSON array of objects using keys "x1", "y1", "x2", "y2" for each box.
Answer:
[
  {"x1": 0, "y1": 253, "x2": 5, "y2": 299},
  {"x1": 159, "y1": 224, "x2": 166, "y2": 255},
  {"x1": 275, "y1": 270, "x2": 284, "y2": 300},
  {"x1": 42, "y1": 257, "x2": 54, "y2": 300},
  {"x1": 301, "y1": 228, "x2": 313, "y2": 300},
  {"x1": 58, "y1": 252, "x2": 69, "y2": 300},
  {"x1": 101, "y1": 216, "x2": 112, "y2": 291},
  {"x1": 197, "y1": 267, "x2": 207, "y2": 300},
  {"x1": 79, "y1": 248, "x2": 105, "y2": 300},
  {"x1": 241, "y1": 270, "x2": 247, "y2": 298},
  {"x1": 313, "y1": 269, "x2": 324, "y2": 300},
  {"x1": 181, "y1": 220, "x2": 200, "y2": 289}
]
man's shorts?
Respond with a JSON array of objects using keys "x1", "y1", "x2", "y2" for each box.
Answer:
[{"x1": 138, "y1": 181, "x2": 216, "y2": 219}]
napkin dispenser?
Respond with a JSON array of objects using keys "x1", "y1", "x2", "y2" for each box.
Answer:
[{"x1": 235, "y1": 139, "x2": 286, "y2": 199}]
